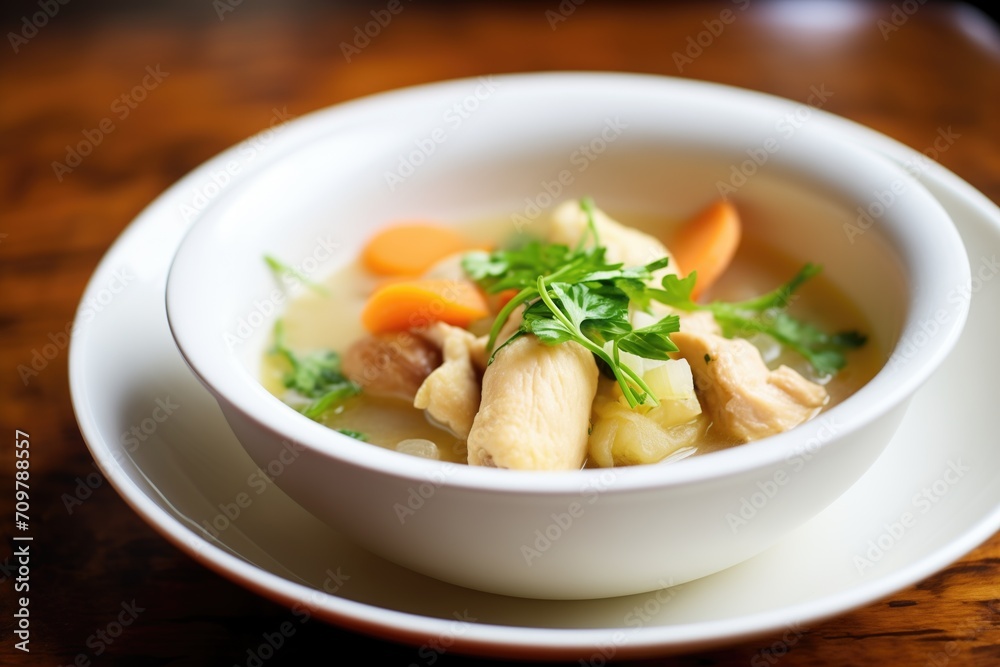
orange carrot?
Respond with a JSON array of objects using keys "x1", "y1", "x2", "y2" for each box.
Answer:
[
  {"x1": 362, "y1": 223, "x2": 473, "y2": 276},
  {"x1": 361, "y1": 279, "x2": 490, "y2": 333},
  {"x1": 496, "y1": 288, "x2": 520, "y2": 309},
  {"x1": 669, "y1": 200, "x2": 742, "y2": 300}
]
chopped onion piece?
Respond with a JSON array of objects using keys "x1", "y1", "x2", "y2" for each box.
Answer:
[{"x1": 396, "y1": 438, "x2": 441, "y2": 460}]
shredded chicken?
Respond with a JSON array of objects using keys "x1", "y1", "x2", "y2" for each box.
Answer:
[
  {"x1": 413, "y1": 323, "x2": 483, "y2": 438},
  {"x1": 418, "y1": 322, "x2": 487, "y2": 371},
  {"x1": 466, "y1": 335, "x2": 599, "y2": 470},
  {"x1": 548, "y1": 200, "x2": 679, "y2": 280},
  {"x1": 552, "y1": 199, "x2": 727, "y2": 343},
  {"x1": 671, "y1": 330, "x2": 828, "y2": 443},
  {"x1": 677, "y1": 310, "x2": 722, "y2": 337}
]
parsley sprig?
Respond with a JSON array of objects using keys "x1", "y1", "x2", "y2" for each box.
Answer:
[
  {"x1": 653, "y1": 266, "x2": 866, "y2": 375},
  {"x1": 463, "y1": 198, "x2": 868, "y2": 406},
  {"x1": 462, "y1": 198, "x2": 679, "y2": 408},
  {"x1": 270, "y1": 320, "x2": 360, "y2": 419}
]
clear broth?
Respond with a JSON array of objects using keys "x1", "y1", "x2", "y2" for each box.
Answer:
[{"x1": 262, "y1": 213, "x2": 883, "y2": 465}]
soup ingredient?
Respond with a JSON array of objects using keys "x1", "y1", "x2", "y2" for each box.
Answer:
[
  {"x1": 548, "y1": 199, "x2": 678, "y2": 282},
  {"x1": 270, "y1": 320, "x2": 360, "y2": 419},
  {"x1": 588, "y1": 392, "x2": 709, "y2": 467},
  {"x1": 264, "y1": 254, "x2": 330, "y2": 296},
  {"x1": 668, "y1": 200, "x2": 742, "y2": 300},
  {"x1": 639, "y1": 359, "x2": 703, "y2": 427},
  {"x1": 657, "y1": 268, "x2": 866, "y2": 374},
  {"x1": 342, "y1": 332, "x2": 443, "y2": 401},
  {"x1": 467, "y1": 335, "x2": 599, "y2": 469},
  {"x1": 589, "y1": 358, "x2": 706, "y2": 466},
  {"x1": 413, "y1": 323, "x2": 484, "y2": 438},
  {"x1": 396, "y1": 438, "x2": 442, "y2": 460},
  {"x1": 360, "y1": 279, "x2": 490, "y2": 333},
  {"x1": 463, "y1": 200, "x2": 682, "y2": 409},
  {"x1": 265, "y1": 197, "x2": 873, "y2": 468},
  {"x1": 671, "y1": 330, "x2": 828, "y2": 443},
  {"x1": 361, "y1": 222, "x2": 475, "y2": 276}
]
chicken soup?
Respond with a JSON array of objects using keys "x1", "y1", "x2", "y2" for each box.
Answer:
[{"x1": 261, "y1": 199, "x2": 881, "y2": 469}]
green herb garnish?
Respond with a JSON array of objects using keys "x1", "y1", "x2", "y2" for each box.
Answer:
[
  {"x1": 653, "y1": 265, "x2": 866, "y2": 375},
  {"x1": 270, "y1": 320, "x2": 360, "y2": 419},
  {"x1": 463, "y1": 198, "x2": 866, "y2": 403},
  {"x1": 265, "y1": 254, "x2": 330, "y2": 296},
  {"x1": 336, "y1": 429, "x2": 368, "y2": 441},
  {"x1": 462, "y1": 199, "x2": 678, "y2": 408}
]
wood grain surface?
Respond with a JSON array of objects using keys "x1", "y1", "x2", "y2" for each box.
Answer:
[{"x1": 1, "y1": 1, "x2": 998, "y2": 665}]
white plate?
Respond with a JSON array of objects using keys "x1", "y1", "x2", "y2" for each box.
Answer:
[{"x1": 69, "y1": 77, "x2": 1000, "y2": 660}]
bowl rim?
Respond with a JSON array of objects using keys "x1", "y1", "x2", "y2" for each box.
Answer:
[{"x1": 164, "y1": 71, "x2": 972, "y2": 495}]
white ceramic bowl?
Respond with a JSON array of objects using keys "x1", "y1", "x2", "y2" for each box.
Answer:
[{"x1": 165, "y1": 73, "x2": 969, "y2": 600}]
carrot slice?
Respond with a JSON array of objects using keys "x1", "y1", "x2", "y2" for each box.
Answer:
[
  {"x1": 361, "y1": 279, "x2": 490, "y2": 333},
  {"x1": 669, "y1": 200, "x2": 742, "y2": 300},
  {"x1": 496, "y1": 288, "x2": 520, "y2": 309},
  {"x1": 362, "y1": 223, "x2": 472, "y2": 276}
]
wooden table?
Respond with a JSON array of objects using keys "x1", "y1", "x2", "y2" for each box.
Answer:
[{"x1": 2, "y1": 1, "x2": 998, "y2": 664}]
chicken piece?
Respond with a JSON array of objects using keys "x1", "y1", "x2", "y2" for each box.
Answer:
[
  {"x1": 411, "y1": 301, "x2": 528, "y2": 439},
  {"x1": 553, "y1": 199, "x2": 702, "y2": 336},
  {"x1": 418, "y1": 321, "x2": 488, "y2": 371},
  {"x1": 671, "y1": 330, "x2": 828, "y2": 443},
  {"x1": 549, "y1": 200, "x2": 679, "y2": 279},
  {"x1": 342, "y1": 332, "x2": 442, "y2": 401},
  {"x1": 467, "y1": 335, "x2": 599, "y2": 470},
  {"x1": 413, "y1": 323, "x2": 483, "y2": 438},
  {"x1": 677, "y1": 310, "x2": 722, "y2": 337}
]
